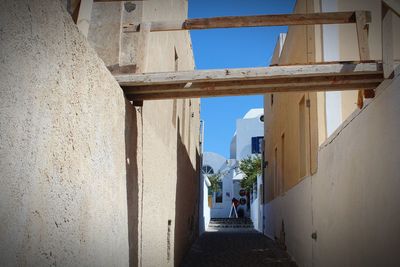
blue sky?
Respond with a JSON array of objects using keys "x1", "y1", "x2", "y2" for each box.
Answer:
[{"x1": 188, "y1": 0, "x2": 295, "y2": 158}]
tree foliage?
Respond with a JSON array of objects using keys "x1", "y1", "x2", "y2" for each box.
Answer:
[
  {"x1": 207, "y1": 173, "x2": 222, "y2": 193},
  {"x1": 239, "y1": 155, "x2": 262, "y2": 191}
]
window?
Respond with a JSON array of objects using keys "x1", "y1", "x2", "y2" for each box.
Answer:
[
  {"x1": 251, "y1": 136, "x2": 263, "y2": 154},
  {"x1": 260, "y1": 115, "x2": 264, "y2": 122},
  {"x1": 215, "y1": 181, "x2": 223, "y2": 203},
  {"x1": 202, "y1": 165, "x2": 214, "y2": 175}
]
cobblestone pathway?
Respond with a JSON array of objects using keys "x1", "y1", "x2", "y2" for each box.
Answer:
[{"x1": 181, "y1": 231, "x2": 297, "y2": 267}]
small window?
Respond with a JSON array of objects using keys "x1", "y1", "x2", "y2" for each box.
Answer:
[
  {"x1": 215, "y1": 181, "x2": 223, "y2": 203},
  {"x1": 251, "y1": 136, "x2": 263, "y2": 154},
  {"x1": 202, "y1": 165, "x2": 214, "y2": 175},
  {"x1": 260, "y1": 115, "x2": 264, "y2": 122}
]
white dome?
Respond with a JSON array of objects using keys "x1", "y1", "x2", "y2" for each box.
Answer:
[{"x1": 243, "y1": 108, "x2": 263, "y2": 119}]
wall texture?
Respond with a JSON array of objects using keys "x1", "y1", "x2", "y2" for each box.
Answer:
[
  {"x1": 141, "y1": 1, "x2": 200, "y2": 266},
  {"x1": 264, "y1": 75, "x2": 400, "y2": 267},
  {"x1": 88, "y1": 1, "x2": 201, "y2": 266},
  {"x1": 0, "y1": 1, "x2": 130, "y2": 266},
  {"x1": 263, "y1": 0, "x2": 319, "y2": 202},
  {"x1": 263, "y1": 0, "x2": 400, "y2": 266}
]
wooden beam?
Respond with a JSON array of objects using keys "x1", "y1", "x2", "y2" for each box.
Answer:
[
  {"x1": 122, "y1": 11, "x2": 371, "y2": 33},
  {"x1": 355, "y1": 11, "x2": 373, "y2": 108},
  {"x1": 355, "y1": 11, "x2": 370, "y2": 63},
  {"x1": 115, "y1": 62, "x2": 384, "y2": 100},
  {"x1": 124, "y1": 75, "x2": 382, "y2": 94},
  {"x1": 117, "y1": 62, "x2": 382, "y2": 86},
  {"x1": 123, "y1": 82, "x2": 381, "y2": 100},
  {"x1": 135, "y1": 22, "x2": 151, "y2": 73}
]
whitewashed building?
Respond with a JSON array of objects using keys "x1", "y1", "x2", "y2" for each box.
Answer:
[{"x1": 202, "y1": 109, "x2": 264, "y2": 225}]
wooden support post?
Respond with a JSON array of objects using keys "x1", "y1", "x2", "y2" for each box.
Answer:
[
  {"x1": 119, "y1": 1, "x2": 143, "y2": 68},
  {"x1": 355, "y1": 11, "x2": 374, "y2": 108},
  {"x1": 382, "y1": 3, "x2": 394, "y2": 79},
  {"x1": 76, "y1": 0, "x2": 93, "y2": 37},
  {"x1": 136, "y1": 22, "x2": 151, "y2": 73}
]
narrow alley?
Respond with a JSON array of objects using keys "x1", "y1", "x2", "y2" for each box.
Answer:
[
  {"x1": 182, "y1": 231, "x2": 296, "y2": 267},
  {"x1": 1, "y1": 0, "x2": 399, "y2": 267}
]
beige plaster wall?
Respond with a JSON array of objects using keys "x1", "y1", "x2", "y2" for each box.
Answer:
[
  {"x1": 0, "y1": 1, "x2": 130, "y2": 266},
  {"x1": 264, "y1": 178, "x2": 313, "y2": 266},
  {"x1": 264, "y1": 0, "x2": 319, "y2": 202},
  {"x1": 141, "y1": 2, "x2": 200, "y2": 266},
  {"x1": 88, "y1": 1, "x2": 200, "y2": 266},
  {"x1": 264, "y1": 75, "x2": 400, "y2": 267},
  {"x1": 264, "y1": 0, "x2": 400, "y2": 202}
]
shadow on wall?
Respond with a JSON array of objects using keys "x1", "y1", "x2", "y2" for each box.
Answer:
[
  {"x1": 125, "y1": 101, "x2": 139, "y2": 267},
  {"x1": 174, "y1": 118, "x2": 200, "y2": 266}
]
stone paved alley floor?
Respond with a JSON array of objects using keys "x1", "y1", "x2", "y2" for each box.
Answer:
[{"x1": 181, "y1": 231, "x2": 297, "y2": 267}]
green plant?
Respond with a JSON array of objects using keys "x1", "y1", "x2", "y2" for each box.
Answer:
[
  {"x1": 239, "y1": 155, "x2": 262, "y2": 191},
  {"x1": 207, "y1": 173, "x2": 222, "y2": 193}
]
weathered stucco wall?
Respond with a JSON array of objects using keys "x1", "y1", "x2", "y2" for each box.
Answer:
[
  {"x1": 0, "y1": 1, "x2": 130, "y2": 266},
  {"x1": 263, "y1": 0, "x2": 319, "y2": 202},
  {"x1": 141, "y1": 1, "x2": 200, "y2": 266},
  {"x1": 263, "y1": 1, "x2": 400, "y2": 265},
  {"x1": 88, "y1": 1, "x2": 200, "y2": 266},
  {"x1": 264, "y1": 76, "x2": 400, "y2": 267}
]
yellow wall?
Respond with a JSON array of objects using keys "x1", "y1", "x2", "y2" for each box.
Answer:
[
  {"x1": 264, "y1": 0, "x2": 400, "y2": 203},
  {"x1": 264, "y1": 0, "x2": 319, "y2": 203}
]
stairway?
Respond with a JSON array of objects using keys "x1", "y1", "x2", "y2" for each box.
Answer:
[{"x1": 208, "y1": 218, "x2": 254, "y2": 232}]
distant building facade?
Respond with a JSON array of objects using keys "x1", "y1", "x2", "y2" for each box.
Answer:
[{"x1": 202, "y1": 109, "x2": 264, "y2": 221}]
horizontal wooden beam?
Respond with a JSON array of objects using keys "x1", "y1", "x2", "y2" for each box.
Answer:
[
  {"x1": 122, "y1": 11, "x2": 371, "y2": 32},
  {"x1": 117, "y1": 61, "x2": 382, "y2": 86},
  {"x1": 116, "y1": 62, "x2": 384, "y2": 100},
  {"x1": 124, "y1": 84, "x2": 381, "y2": 100}
]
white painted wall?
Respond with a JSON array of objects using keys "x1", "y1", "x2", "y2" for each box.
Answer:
[
  {"x1": 199, "y1": 174, "x2": 210, "y2": 234},
  {"x1": 264, "y1": 77, "x2": 400, "y2": 267},
  {"x1": 202, "y1": 152, "x2": 233, "y2": 218},
  {"x1": 203, "y1": 109, "x2": 264, "y2": 219},
  {"x1": 251, "y1": 175, "x2": 263, "y2": 232},
  {"x1": 235, "y1": 109, "x2": 264, "y2": 160}
]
